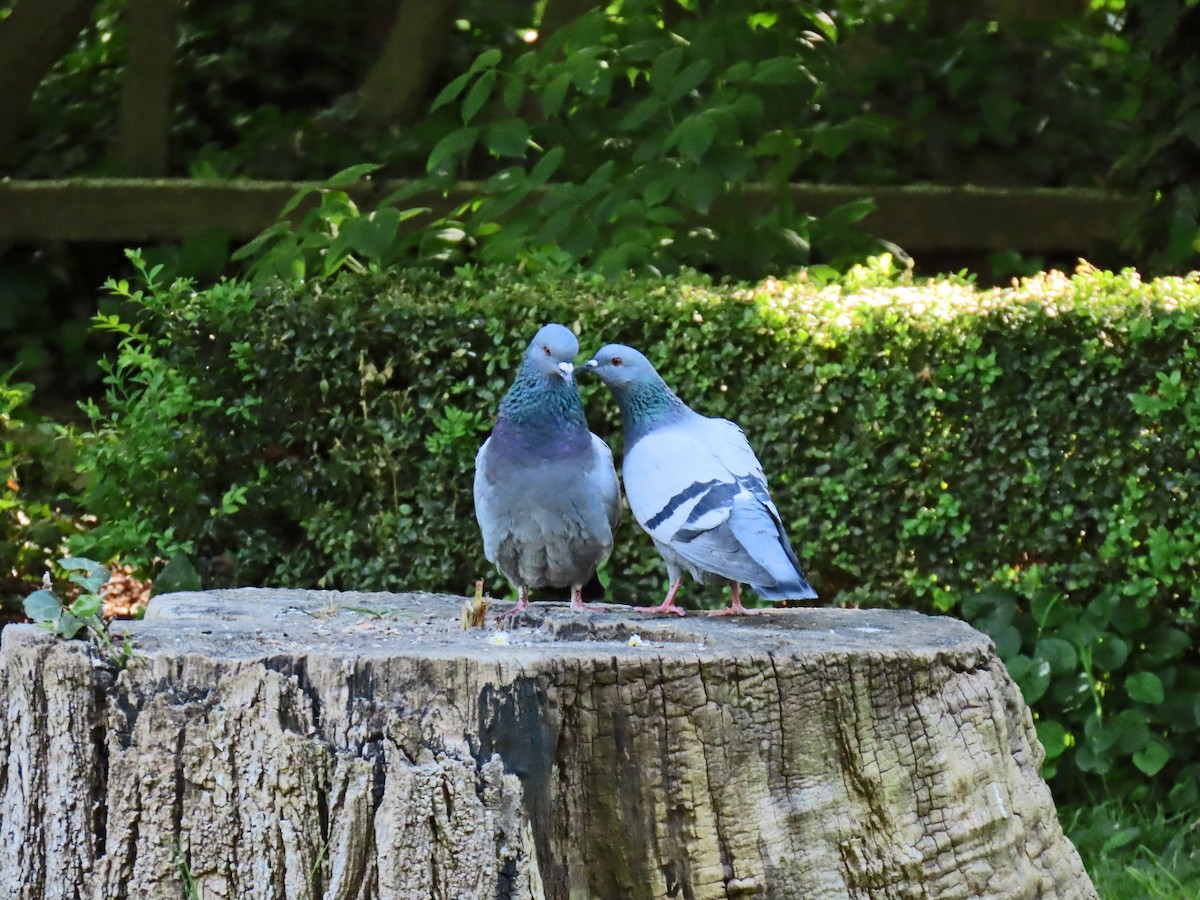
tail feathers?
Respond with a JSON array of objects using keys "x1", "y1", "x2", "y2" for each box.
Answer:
[{"x1": 752, "y1": 574, "x2": 818, "y2": 601}]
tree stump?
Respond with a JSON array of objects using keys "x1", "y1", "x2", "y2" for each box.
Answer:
[{"x1": 0, "y1": 589, "x2": 1096, "y2": 899}]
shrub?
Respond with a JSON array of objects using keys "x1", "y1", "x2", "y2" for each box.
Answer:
[
  {"x1": 1, "y1": 375, "x2": 82, "y2": 612},
  {"x1": 77, "y1": 256, "x2": 1199, "y2": 801}
]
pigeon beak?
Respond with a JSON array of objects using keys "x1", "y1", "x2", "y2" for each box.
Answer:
[
  {"x1": 582, "y1": 359, "x2": 598, "y2": 371},
  {"x1": 557, "y1": 361, "x2": 575, "y2": 381}
]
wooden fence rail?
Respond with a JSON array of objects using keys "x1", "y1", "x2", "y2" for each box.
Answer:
[{"x1": 0, "y1": 179, "x2": 1134, "y2": 256}]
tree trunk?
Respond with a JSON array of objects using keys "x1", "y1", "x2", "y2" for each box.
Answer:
[
  {"x1": 111, "y1": 0, "x2": 179, "y2": 176},
  {"x1": 352, "y1": 0, "x2": 461, "y2": 127},
  {"x1": 0, "y1": 0, "x2": 97, "y2": 160},
  {"x1": 0, "y1": 589, "x2": 1096, "y2": 899}
]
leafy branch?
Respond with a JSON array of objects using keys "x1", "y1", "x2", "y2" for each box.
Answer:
[{"x1": 23, "y1": 557, "x2": 133, "y2": 669}]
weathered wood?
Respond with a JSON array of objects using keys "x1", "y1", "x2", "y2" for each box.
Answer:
[
  {"x1": 0, "y1": 0, "x2": 98, "y2": 159},
  {"x1": 111, "y1": 0, "x2": 180, "y2": 176},
  {"x1": 0, "y1": 589, "x2": 1095, "y2": 899},
  {"x1": 0, "y1": 178, "x2": 1133, "y2": 255}
]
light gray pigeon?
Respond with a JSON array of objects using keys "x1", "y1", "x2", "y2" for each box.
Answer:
[
  {"x1": 584, "y1": 344, "x2": 816, "y2": 616},
  {"x1": 474, "y1": 324, "x2": 621, "y2": 614}
]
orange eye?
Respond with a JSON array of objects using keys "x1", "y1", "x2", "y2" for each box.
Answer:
[
  {"x1": 543, "y1": 346, "x2": 552, "y2": 356},
  {"x1": 611, "y1": 357, "x2": 623, "y2": 366}
]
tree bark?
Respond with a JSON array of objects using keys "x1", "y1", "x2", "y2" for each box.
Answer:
[
  {"x1": 111, "y1": 0, "x2": 180, "y2": 176},
  {"x1": 352, "y1": 0, "x2": 462, "y2": 127},
  {"x1": 0, "y1": 589, "x2": 1096, "y2": 899},
  {"x1": 0, "y1": 0, "x2": 97, "y2": 160}
]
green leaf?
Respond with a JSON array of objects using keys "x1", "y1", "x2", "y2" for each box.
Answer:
[
  {"x1": 1035, "y1": 637, "x2": 1077, "y2": 675},
  {"x1": 619, "y1": 97, "x2": 665, "y2": 131},
  {"x1": 59, "y1": 615, "x2": 85, "y2": 640},
  {"x1": 671, "y1": 116, "x2": 718, "y2": 162},
  {"x1": 1018, "y1": 657, "x2": 1052, "y2": 704},
  {"x1": 722, "y1": 61, "x2": 754, "y2": 83},
  {"x1": 752, "y1": 57, "x2": 808, "y2": 86},
  {"x1": 1132, "y1": 737, "x2": 1172, "y2": 776},
  {"x1": 650, "y1": 48, "x2": 685, "y2": 94},
  {"x1": 340, "y1": 209, "x2": 402, "y2": 262},
  {"x1": 1125, "y1": 671, "x2": 1165, "y2": 705},
  {"x1": 530, "y1": 146, "x2": 566, "y2": 184},
  {"x1": 1035, "y1": 719, "x2": 1069, "y2": 760},
  {"x1": 59, "y1": 557, "x2": 111, "y2": 579},
  {"x1": 70, "y1": 594, "x2": 103, "y2": 619},
  {"x1": 152, "y1": 554, "x2": 203, "y2": 597},
  {"x1": 677, "y1": 170, "x2": 724, "y2": 213},
  {"x1": 322, "y1": 163, "x2": 382, "y2": 189},
  {"x1": 23, "y1": 589, "x2": 62, "y2": 623},
  {"x1": 501, "y1": 76, "x2": 526, "y2": 113},
  {"x1": 427, "y1": 127, "x2": 479, "y2": 173},
  {"x1": 468, "y1": 48, "x2": 503, "y2": 75},
  {"x1": 462, "y1": 69, "x2": 498, "y2": 125},
  {"x1": 485, "y1": 119, "x2": 531, "y2": 158},
  {"x1": 643, "y1": 178, "x2": 674, "y2": 207},
  {"x1": 1093, "y1": 635, "x2": 1130, "y2": 671},
  {"x1": 666, "y1": 59, "x2": 713, "y2": 104},
  {"x1": 431, "y1": 71, "x2": 473, "y2": 113},
  {"x1": 541, "y1": 73, "x2": 572, "y2": 118}
]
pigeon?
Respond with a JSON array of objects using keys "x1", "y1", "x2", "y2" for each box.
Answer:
[
  {"x1": 474, "y1": 324, "x2": 621, "y2": 614},
  {"x1": 584, "y1": 344, "x2": 816, "y2": 616}
]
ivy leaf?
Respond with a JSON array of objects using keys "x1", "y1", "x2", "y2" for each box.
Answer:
[
  {"x1": 70, "y1": 594, "x2": 104, "y2": 619},
  {"x1": 1132, "y1": 737, "x2": 1172, "y2": 776},
  {"x1": 59, "y1": 615, "x2": 86, "y2": 640},
  {"x1": 1093, "y1": 635, "x2": 1130, "y2": 671},
  {"x1": 1125, "y1": 671, "x2": 1166, "y2": 705},
  {"x1": 1035, "y1": 637, "x2": 1077, "y2": 675},
  {"x1": 23, "y1": 589, "x2": 62, "y2": 623},
  {"x1": 1035, "y1": 719, "x2": 1069, "y2": 760}
]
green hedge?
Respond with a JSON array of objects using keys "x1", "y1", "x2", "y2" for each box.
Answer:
[{"x1": 78, "y1": 256, "x2": 1199, "y2": 801}]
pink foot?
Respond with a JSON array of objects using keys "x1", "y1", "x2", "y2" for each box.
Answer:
[
  {"x1": 569, "y1": 586, "x2": 605, "y2": 612},
  {"x1": 644, "y1": 580, "x2": 686, "y2": 616},
  {"x1": 496, "y1": 589, "x2": 531, "y2": 622},
  {"x1": 708, "y1": 584, "x2": 762, "y2": 617}
]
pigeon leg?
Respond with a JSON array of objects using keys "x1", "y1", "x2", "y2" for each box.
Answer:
[
  {"x1": 645, "y1": 579, "x2": 686, "y2": 616},
  {"x1": 496, "y1": 587, "x2": 531, "y2": 623},
  {"x1": 569, "y1": 585, "x2": 605, "y2": 612},
  {"x1": 708, "y1": 583, "x2": 761, "y2": 617}
]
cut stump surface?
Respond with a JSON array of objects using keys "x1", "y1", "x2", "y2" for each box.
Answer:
[{"x1": 0, "y1": 589, "x2": 1096, "y2": 899}]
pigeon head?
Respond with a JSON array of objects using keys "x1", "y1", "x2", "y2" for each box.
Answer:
[
  {"x1": 585, "y1": 344, "x2": 685, "y2": 442},
  {"x1": 524, "y1": 323, "x2": 579, "y2": 383},
  {"x1": 496, "y1": 323, "x2": 587, "y2": 430},
  {"x1": 582, "y1": 344, "x2": 657, "y2": 391}
]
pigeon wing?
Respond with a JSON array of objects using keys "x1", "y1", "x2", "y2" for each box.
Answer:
[{"x1": 623, "y1": 416, "x2": 779, "y2": 584}]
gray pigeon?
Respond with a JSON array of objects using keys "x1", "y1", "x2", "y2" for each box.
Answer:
[
  {"x1": 584, "y1": 344, "x2": 816, "y2": 616},
  {"x1": 474, "y1": 324, "x2": 621, "y2": 614}
]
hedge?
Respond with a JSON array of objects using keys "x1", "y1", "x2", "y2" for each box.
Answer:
[{"x1": 78, "y1": 256, "x2": 1199, "y2": 801}]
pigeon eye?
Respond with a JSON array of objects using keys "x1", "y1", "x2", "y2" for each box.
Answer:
[
  {"x1": 543, "y1": 346, "x2": 552, "y2": 356},
  {"x1": 611, "y1": 357, "x2": 623, "y2": 366}
]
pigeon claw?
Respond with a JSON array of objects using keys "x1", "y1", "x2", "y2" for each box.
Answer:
[
  {"x1": 708, "y1": 584, "x2": 763, "y2": 617},
  {"x1": 569, "y1": 586, "x2": 604, "y2": 612}
]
